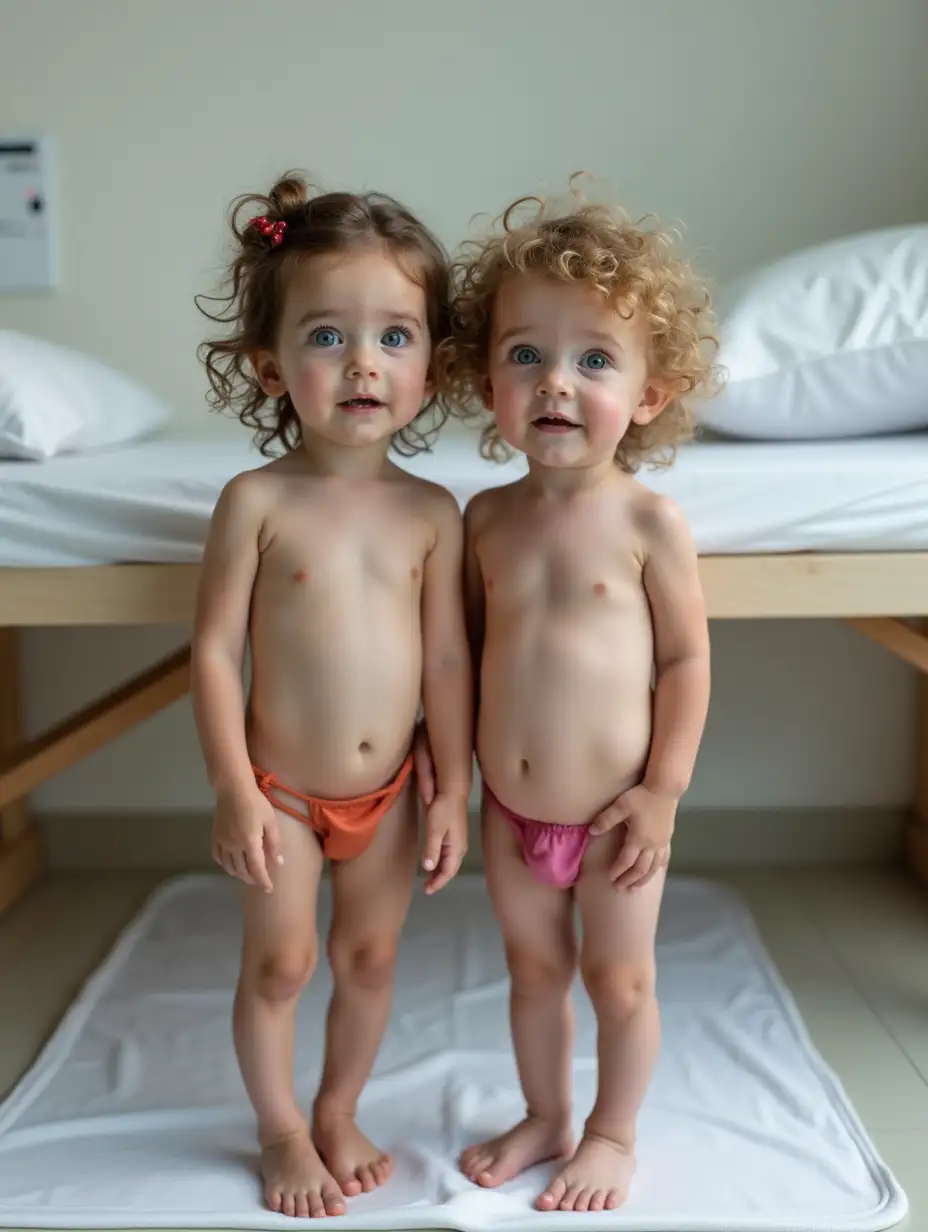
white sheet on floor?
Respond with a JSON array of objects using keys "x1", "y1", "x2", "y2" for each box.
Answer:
[
  {"x1": 0, "y1": 875, "x2": 906, "y2": 1231},
  {"x1": 1, "y1": 427, "x2": 928, "y2": 564}
]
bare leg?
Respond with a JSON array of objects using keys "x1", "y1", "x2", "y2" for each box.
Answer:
[
  {"x1": 311, "y1": 780, "x2": 419, "y2": 1196},
  {"x1": 537, "y1": 835, "x2": 665, "y2": 1214},
  {"x1": 234, "y1": 806, "x2": 345, "y2": 1218},
  {"x1": 459, "y1": 796, "x2": 576, "y2": 1188}
]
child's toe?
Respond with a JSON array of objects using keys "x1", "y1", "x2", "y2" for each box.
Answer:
[
  {"x1": 559, "y1": 1183, "x2": 583, "y2": 1211},
  {"x1": 338, "y1": 1172, "x2": 362, "y2": 1196},
  {"x1": 575, "y1": 1188, "x2": 592, "y2": 1212},
  {"x1": 537, "y1": 1179, "x2": 565, "y2": 1211},
  {"x1": 323, "y1": 1185, "x2": 346, "y2": 1216}
]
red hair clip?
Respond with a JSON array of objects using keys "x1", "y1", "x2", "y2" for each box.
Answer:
[{"x1": 249, "y1": 215, "x2": 287, "y2": 248}]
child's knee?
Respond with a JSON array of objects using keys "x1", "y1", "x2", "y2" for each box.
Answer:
[
  {"x1": 245, "y1": 942, "x2": 318, "y2": 1003},
  {"x1": 582, "y1": 959, "x2": 655, "y2": 1021},
  {"x1": 328, "y1": 935, "x2": 398, "y2": 991},
  {"x1": 507, "y1": 944, "x2": 575, "y2": 1000}
]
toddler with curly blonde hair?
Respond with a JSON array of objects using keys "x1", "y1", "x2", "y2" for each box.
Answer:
[{"x1": 434, "y1": 189, "x2": 719, "y2": 1212}]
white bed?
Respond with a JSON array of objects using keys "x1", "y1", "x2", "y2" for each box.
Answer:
[
  {"x1": 1, "y1": 427, "x2": 927, "y2": 921},
  {"x1": 2, "y1": 429, "x2": 928, "y2": 566}
]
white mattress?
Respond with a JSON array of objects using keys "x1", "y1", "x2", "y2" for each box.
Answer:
[
  {"x1": 1, "y1": 427, "x2": 927, "y2": 566},
  {"x1": 0, "y1": 874, "x2": 906, "y2": 1230}
]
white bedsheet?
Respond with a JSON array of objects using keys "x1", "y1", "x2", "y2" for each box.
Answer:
[
  {"x1": 1, "y1": 427, "x2": 927, "y2": 566},
  {"x1": 0, "y1": 874, "x2": 906, "y2": 1230}
]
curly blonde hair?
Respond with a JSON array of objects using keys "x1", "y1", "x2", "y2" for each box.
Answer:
[
  {"x1": 197, "y1": 172, "x2": 452, "y2": 457},
  {"x1": 438, "y1": 190, "x2": 721, "y2": 472}
]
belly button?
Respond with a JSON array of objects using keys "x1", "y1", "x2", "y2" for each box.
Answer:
[
  {"x1": 519, "y1": 758, "x2": 530, "y2": 777},
  {"x1": 359, "y1": 741, "x2": 372, "y2": 755}
]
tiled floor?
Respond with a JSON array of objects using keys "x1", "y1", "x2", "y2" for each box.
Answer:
[{"x1": 1, "y1": 867, "x2": 927, "y2": 1230}]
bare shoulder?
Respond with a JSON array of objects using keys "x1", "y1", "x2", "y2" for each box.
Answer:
[
  {"x1": 213, "y1": 463, "x2": 279, "y2": 522},
  {"x1": 394, "y1": 472, "x2": 463, "y2": 558},
  {"x1": 629, "y1": 485, "x2": 696, "y2": 561},
  {"x1": 399, "y1": 471, "x2": 463, "y2": 534},
  {"x1": 465, "y1": 480, "x2": 521, "y2": 539},
  {"x1": 209, "y1": 460, "x2": 299, "y2": 557}
]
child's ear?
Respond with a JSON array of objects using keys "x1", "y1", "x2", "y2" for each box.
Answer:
[
  {"x1": 252, "y1": 351, "x2": 287, "y2": 398},
  {"x1": 631, "y1": 382, "x2": 671, "y2": 426},
  {"x1": 422, "y1": 355, "x2": 438, "y2": 403},
  {"x1": 480, "y1": 373, "x2": 494, "y2": 412}
]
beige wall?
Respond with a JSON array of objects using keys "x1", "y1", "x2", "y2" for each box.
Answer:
[{"x1": 1, "y1": 0, "x2": 925, "y2": 829}]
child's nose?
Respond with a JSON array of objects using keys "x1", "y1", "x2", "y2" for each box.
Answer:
[
  {"x1": 346, "y1": 343, "x2": 379, "y2": 380},
  {"x1": 536, "y1": 364, "x2": 572, "y2": 398}
]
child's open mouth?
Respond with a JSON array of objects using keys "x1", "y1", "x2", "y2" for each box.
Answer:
[
  {"x1": 532, "y1": 414, "x2": 580, "y2": 433},
  {"x1": 339, "y1": 396, "x2": 384, "y2": 413}
]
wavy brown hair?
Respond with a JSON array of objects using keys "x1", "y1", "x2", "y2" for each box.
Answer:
[
  {"x1": 438, "y1": 189, "x2": 721, "y2": 471},
  {"x1": 197, "y1": 172, "x2": 452, "y2": 457}
]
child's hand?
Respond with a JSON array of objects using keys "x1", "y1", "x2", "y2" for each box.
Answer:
[
  {"x1": 421, "y1": 793, "x2": 469, "y2": 894},
  {"x1": 590, "y1": 784, "x2": 675, "y2": 890},
  {"x1": 412, "y1": 720, "x2": 437, "y2": 808},
  {"x1": 212, "y1": 784, "x2": 282, "y2": 893}
]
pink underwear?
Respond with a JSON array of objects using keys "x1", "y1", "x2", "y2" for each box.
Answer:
[{"x1": 483, "y1": 782, "x2": 594, "y2": 889}]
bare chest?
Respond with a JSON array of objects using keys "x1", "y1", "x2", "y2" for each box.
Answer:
[
  {"x1": 258, "y1": 494, "x2": 430, "y2": 599},
  {"x1": 478, "y1": 513, "x2": 644, "y2": 616}
]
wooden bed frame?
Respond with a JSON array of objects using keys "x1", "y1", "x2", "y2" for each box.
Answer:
[{"x1": 1, "y1": 554, "x2": 927, "y2": 918}]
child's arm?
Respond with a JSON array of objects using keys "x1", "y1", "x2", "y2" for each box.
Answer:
[
  {"x1": 412, "y1": 492, "x2": 486, "y2": 807},
  {"x1": 640, "y1": 499, "x2": 710, "y2": 797},
  {"x1": 419, "y1": 490, "x2": 474, "y2": 893},
  {"x1": 591, "y1": 498, "x2": 710, "y2": 887},
  {"x1": 463, "y1": 496, "x2": 487, "y2": 716},
  {"x1": 191, "y1": 475, "x2": 280, "y2": 892}
]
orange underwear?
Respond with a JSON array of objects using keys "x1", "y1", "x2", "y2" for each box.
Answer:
[{"x1": 252, "y1": 753, "x2": 414, "y2": 861}]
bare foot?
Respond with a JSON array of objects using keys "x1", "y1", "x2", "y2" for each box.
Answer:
[
  {"x1": 313, "y1": 1106, "x2": 394, "y2": 1197},
  {"x1": 537, "y1": 1131, "x2": 636, "y2": 1212},
  {"x1": 261, "y1": 1127, "x2": 346, "y2": 1219},
  {"x1": 459, "y1": 1115, "x2": 573, "y2": 1189}
]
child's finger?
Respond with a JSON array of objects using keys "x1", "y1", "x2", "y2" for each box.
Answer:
[
  {"x1": 616, "y1": 849, "x2": 654, "y2": 889},
  {"x1": 413, "y1": 729, "x2": 437, "y2": 808},
  {"x1": 589, "y1": 801, "x2": 631, "y2": 837},
  {"x1": 229, "y1": 849, "x2": 255, "y2": 886},
  {"x1": 264, "y1": 821, "x2": 285, "y2": 870},
  {"x1": 247, "y1": 842, "x2": 274, "y2": 893},
  {"x1": 425, "y1": 848, "x2": 460, "y2": 895},
  {"x1": 609, "y1": 839, "x2": 641, "y2": 882},
  {"x1": 631, "y1": 852, "x2": 663, "y2": 889},
  {"x1": 421, "y1": 825, "x2": 445, "y2": 874}
]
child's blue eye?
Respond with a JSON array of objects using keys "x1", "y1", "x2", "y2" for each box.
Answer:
[
  {"x1": 312, "y1": 328, "x2": 341, "y2": 347},
  {"x1": 382, "y1": 328, "x2": 410, "y2": 348},
  {"x1": 512, "y1": 345, "x2": 540, "y2": 365},
  {"x1": 580, "y1": 351, "x2": 609, "y2": 370}
]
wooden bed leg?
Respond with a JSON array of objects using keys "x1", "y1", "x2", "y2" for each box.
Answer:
[
  {"x1": 0, "y1": 628, "x2": 44, "y2": 917},
  {"x1": 905, "y1": 668, "x2": 928, "y2": 886}
]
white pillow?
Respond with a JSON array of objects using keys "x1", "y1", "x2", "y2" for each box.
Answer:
[
  {"x1": 699, "y1": 225, "x2": 928, "y2": 440},
  {"x1": 0, "y1": 330, "x2": 173, "y2": 459}
]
